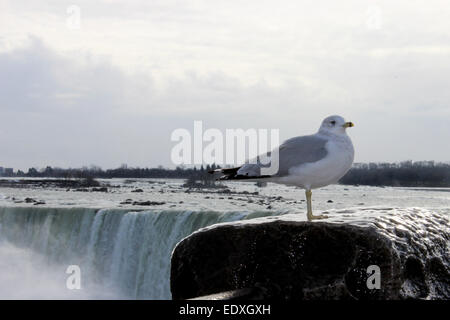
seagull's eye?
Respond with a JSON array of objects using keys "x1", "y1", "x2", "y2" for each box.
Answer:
[{"x1": 330, "y1": 120, "x2": 336, "y2": 126}]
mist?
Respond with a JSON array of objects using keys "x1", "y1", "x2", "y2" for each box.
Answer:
[{"x1": 0, "y1": 239, "x2": 122, "y2": 299}]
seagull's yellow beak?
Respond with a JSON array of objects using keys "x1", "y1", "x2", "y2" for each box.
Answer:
[{"x1": 343, "y1": 122, "x2": 354, "y2": 128}]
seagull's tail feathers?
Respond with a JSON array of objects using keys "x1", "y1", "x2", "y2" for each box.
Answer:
[{"x1": 208, "y1": 166, "x2": 272, "y2": 181}]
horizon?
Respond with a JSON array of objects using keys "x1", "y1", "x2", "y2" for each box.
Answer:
[{"x1": 1, "y1": 159, "x2": 449, "y2": 174}]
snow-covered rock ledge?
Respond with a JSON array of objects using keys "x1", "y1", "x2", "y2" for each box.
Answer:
[{"x1": 170, "y1": 208, "x2": 449, "y2": 300}]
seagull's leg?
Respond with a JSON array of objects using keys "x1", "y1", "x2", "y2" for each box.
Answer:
[{"x1": 305, "y1": 189, "x2": 328, "y2": 221}]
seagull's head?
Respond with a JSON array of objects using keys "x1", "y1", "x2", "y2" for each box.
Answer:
[{"x1": 319, "y1": 115, "x2": 354, "y2": 135}]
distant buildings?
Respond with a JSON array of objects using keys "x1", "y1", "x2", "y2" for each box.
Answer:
[{"x1": 0, "y1": 167, "x2": 14, "y2": 177}]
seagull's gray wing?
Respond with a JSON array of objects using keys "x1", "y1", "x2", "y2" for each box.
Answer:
[
  {"x1": 275, "y1": 134, "x2": 328, "y2": 176},
  {"x1": 236, "y1": 134, "x2": 329, "y2": 177}
]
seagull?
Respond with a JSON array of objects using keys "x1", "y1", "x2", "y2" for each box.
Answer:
[{"x1": 210, "y1": 115, "x2": 355, "y2": 221}]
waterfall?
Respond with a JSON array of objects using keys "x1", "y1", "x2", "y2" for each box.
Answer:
[{"x1": 0, "y1": 207, "x2": 278, "y2": 299}]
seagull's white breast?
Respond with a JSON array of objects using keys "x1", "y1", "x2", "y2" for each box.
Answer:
[{"x1": 277, "y1": 134, "x2": 354, "y2": 189}]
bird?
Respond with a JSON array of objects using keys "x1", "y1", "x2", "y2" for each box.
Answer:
[{"x1": 209, "y1": 115, "x2": 355, "y2": 221}]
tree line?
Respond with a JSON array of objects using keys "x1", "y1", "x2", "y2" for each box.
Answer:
[
  {"x1": 6, "y1": 161, "x2": 450, "y2": 187},
  {"x1": 339, "y1": 161, "x2": 450, "y2": 187}
]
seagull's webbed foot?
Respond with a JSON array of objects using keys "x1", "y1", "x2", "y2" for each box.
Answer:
[{"x1": 307, "y1": 213, "x2": 329, "y2": 221}]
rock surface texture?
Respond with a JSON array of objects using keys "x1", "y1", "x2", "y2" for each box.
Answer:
[{"x1": 171, "y1": 209, "x2": 449, "y2": 300}]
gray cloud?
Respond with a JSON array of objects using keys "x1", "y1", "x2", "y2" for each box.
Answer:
[
  {"x1": 0, "y1": 38, "x2": 313, "y2": 170},
  {"x1": 0, "y1": 24, "x2": 449, "y2": 171}
]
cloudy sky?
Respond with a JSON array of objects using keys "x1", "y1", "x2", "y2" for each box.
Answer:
[{"x1": 1, "y1": 0, "x2": 449, "y2": 170}]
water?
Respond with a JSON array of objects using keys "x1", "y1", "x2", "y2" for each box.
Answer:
[{"x1": 0, "y1": 178, "x2": 448, "y2": 299}]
